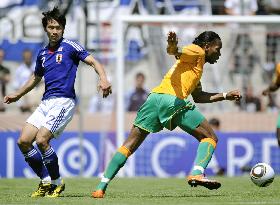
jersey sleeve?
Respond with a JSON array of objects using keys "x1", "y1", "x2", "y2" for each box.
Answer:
[
  {"x1": 273, "y1": 63, "x2": 280, "y2": 85},
  {"x1": 34, "y1": 53, "x2": 44, "y2": 77},
  {"x1": 179, "y1": 45, "x2": 205, "y2": 64},
  {"x1": 70, "y1": 41, "x2": 90, "y2": 61}
]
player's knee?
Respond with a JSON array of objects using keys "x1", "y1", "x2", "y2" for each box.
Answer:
[
  {"x1": 201, "y1": 132, "x2": 218, "y2": 143},
  {"x1": 17, "y1": 137, "x2": 32, "y2": 150},
  {"x1": 35, "y1": 137, "x2": 49, "y2": 152},
  {"x1": 211, "y1": 133, "x2": 218, "y2": 143},
  {"x1": 118, "y1": 146, "x2": 132, "y2": 158},
  {"x1": 277, "y1": 128, "x2": 280, "y2": 138}
]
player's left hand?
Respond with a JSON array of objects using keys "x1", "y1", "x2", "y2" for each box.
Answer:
[
  {"x1": 225, "y1": 90, "x2": 242, "y2": 101},
  {"x1": 98, "y1": 79, "x2": 112, "y2": 98},
  {"x1": 166, "y1": 31, "x2": 179, "y2": 55}
]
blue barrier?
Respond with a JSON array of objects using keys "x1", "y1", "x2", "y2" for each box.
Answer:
[{"x1": 0, "y1": 131, "x2": 279, "y2": 178}]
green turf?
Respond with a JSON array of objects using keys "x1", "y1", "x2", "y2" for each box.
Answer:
[{"x1": 0, "y1": 176, "x2": 279, "y2": 205}]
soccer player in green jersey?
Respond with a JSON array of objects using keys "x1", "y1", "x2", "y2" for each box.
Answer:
[{"x1": 263, "y1": 62, "x2": 280, "y2": 146}]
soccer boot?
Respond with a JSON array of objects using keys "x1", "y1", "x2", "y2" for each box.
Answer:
[
  {"x1": 31, "y1": 182, "x2": 51, "y2": 197},
  {"x1": 45, "y1": 180, "x2": 65, "y2": 198},
  {"x1": 187, "y1": 174, "x2": 221, "y2": 190},
  {"x1": 92, "y1": 190, "x2": 105, "y2": 198}
]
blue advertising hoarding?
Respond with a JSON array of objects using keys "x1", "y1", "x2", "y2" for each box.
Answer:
[
  {"x1": 0, "y1": 131, "x2": 279, "y2": 178},
  {"x1": 0, "y1": 132, "x2": 103, "y2": 178}
]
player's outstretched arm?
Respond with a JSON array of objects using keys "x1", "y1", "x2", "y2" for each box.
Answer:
[
  {"x1": 262, "y1": 83, "x2": 280, "y2": 96},
  {"x1": 263, "y1": 66, "x2": 280, "y2": 95},
  {"x1": 225, "y1": 90, "x2": 242, "y2": 101},
  {"x1": 84, "y1": 55, "x2": 112, "y2": 98},
  {"x1": 191, "y1": 83, "x2": 242, "y2": 103},
  {"x1": 166, "y1": 31, "x2": 182, "y2": 59},
  {"x1": 4, "y1": 73, "x2": 42, "y2": 104}
]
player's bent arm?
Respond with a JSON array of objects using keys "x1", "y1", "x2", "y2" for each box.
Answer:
[
  {"x1": 191, "y1": 83, "x2": 221, "y2": 103},
  {"x1": 191, "y1": 83, "x2": 241, "y2": 103},
  {"x1": 166, "y1": 45, "x2": 182, "y2": 59},
  {"x1": 267, "y1": 83, "x2": 280, "y2": 92},
  {"x1": 14, "y1": 73, "x2": 41, "y2": 97},
  {"x1": 191, "y1": 89, "x2": 224, "y2": 103},
  {"x1": 84, "y1": 55, "x2": 108, "y2": 81},
  {"x1": 4, "y1": 73, "x2": 42, "y2": 104},
  {"x1": 166, "y1": 31, "x2": 182, "y2": 59},
  {"x1": 263, "y1": 75, "x2": 280, "y2": 95},
  {"x1": 267, "y1": 75, "x2": 280, "y2": 92},
  {"x1": 83, "y1": 55, "x2": 112, "y2": 98}
]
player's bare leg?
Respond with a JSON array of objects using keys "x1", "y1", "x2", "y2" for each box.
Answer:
[
  {"x1": 36, "y1": 127, "x2": 65, "y2": 197},
  {"x1": 186, "y1": 119, "x2": 221, "y2": 190},
  {"x1": 17, "y1": 123, "x2": 52, "y2": 197},
  {"x1": 92, "y1": 126, "x2": 149, "y2": 198},
  {"x1": 276, "y1": 128, "x2": 280, "y2": 147}
]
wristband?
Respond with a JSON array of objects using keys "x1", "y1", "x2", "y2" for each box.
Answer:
[{"x1": 222, "y1": 92, "x2": 227, "y2": 99}]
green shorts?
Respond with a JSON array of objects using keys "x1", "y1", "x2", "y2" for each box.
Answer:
[
  {"x1": 277, "y1": 113, "x2": 280, "y2": 128},
  {"x1": 133, "y1": 93, "x2": 205, "y2": 134}
]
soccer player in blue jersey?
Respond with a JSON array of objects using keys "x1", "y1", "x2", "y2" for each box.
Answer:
[{"x1": 4, "y1": 7, "x2": 112, "y2": 197}]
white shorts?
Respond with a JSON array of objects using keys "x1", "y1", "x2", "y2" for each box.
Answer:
[{"x1": 27, "y1": 97, "x2": 76, "y2": 138}]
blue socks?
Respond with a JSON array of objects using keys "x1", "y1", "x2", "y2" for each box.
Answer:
[
  {"x1": 23, "y1": 147, "x2": 49, "y2": 180},
  {"x1": 42, "y1": 146, "x2": 60, "y2": 180}
]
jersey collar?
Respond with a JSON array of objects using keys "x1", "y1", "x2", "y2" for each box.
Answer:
[{"x1": 47, "y1": 37, "x2": 64, "y2": 53}]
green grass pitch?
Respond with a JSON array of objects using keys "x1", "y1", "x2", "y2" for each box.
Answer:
[{"x1": 0, "y1": 176, "x2": 279, "y2": 205}]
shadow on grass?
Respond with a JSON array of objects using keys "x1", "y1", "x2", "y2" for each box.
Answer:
[
  {"x1": 57, "y1": 192, "x2": 225, "y2": 199},
  {"x1": 137, "y1": 193, "x2": 225, "y2": 198},
  {"x1": 60, "y1": 193, "x2": 91, "y2": 198}
]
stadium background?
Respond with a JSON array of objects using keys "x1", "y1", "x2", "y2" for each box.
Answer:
[{"x1": 1, "y1": 0, "x2": 280, "y2": 179}]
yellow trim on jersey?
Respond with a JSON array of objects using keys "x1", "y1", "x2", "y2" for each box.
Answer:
[{"x1": 152, "y1": 44, "x2": 205, "y2": 99}]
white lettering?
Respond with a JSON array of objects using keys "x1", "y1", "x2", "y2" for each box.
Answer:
[
  {"x1": 263, "y1": 138, "x2": 278, "y2": 164},
  {"x1": 151, "y1": 137, "x2": 186, "y2": 177},
  {"x1": 207, "y1": 154, "x2": 220, "y2": 174},
  {"x1": 228, "y1": 138, "x2": 253, "y2": 176},
  {"x1": 7, "y1": 138, "x2": 14, "y2": 178},
  {"x1": 57, "y1": 138, "x2": 98, "y2": 177}
]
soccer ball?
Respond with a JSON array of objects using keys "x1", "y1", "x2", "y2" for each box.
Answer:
[{"x1": 250, "y1": 163, "x2": 275, "y2": 187}]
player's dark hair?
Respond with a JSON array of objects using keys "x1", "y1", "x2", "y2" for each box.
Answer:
[
  {"x1": 42, "y1": 7, "x2": 66, "y2": 29},
  {"x1": 192, "y1": 31, "x2": 221, "y2": 47}
]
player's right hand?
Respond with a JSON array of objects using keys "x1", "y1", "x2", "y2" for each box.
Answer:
[
  {"x1": 226, "y1": 90, "x2": 242, "y2": 101},
  {"x1": 98, "y1": 79, "x2": 112, "y2": 98},
  {"x1": 3, "y1": 94, "x2": 21, "y2": 104},
  {"x1": 166, "y1": 31, "x2": 179, "y2": 55}
]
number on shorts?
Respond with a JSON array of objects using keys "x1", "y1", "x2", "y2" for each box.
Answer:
[{"x1": 46, "y1": 115, "x2": 56, "y2": 125}]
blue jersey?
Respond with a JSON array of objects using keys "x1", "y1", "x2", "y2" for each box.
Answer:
[{"x1": 34, "y1": 38, "x2": 90, "y2": 100}]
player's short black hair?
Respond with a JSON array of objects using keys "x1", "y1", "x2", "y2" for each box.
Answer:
[
  {"x1": 42, "y1": 7, "x2": 66, "y2": 29},
  {"x1": 192, "y1": 31, "x2": 221, "y2": 48}
]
